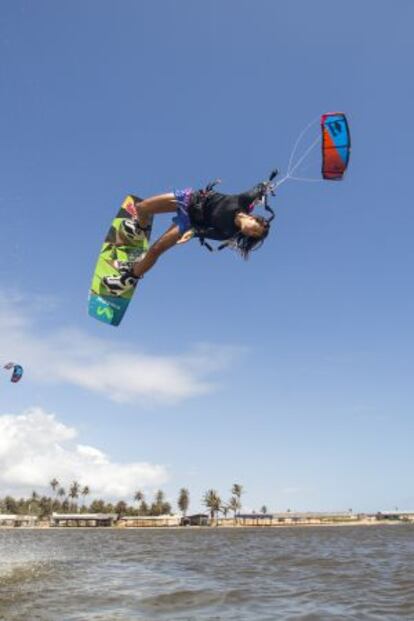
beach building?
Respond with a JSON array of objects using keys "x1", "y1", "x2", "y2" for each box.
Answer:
[
  {"x1": 181, "y1": 514, "x2": 209, "y2": 526},
  {"x1": 269, "y1": 511, "x2": 358, "y2": 525},
  {"x1": 375, "y1": 511, "x2": 414, "y2": 522},
  {"x1": 231, "y1": 513, "x2": 274, "y2": 526},
  {"x1": 50, "y1": 513, "x2": 117, "y2": 527},
  {"x1": 0, "y1": 514, "x2": 38, "y2": 527},
  {"x1": 215, "y1": 511, "x2": 359, "y2": 527},
  {"x1": 119, "y1": 514, "x2": 181, "y2": 527}
]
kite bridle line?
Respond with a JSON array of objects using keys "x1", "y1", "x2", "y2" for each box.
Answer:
[{"x1": 275, "y1": 115, "x2": 323, "y2": 190}]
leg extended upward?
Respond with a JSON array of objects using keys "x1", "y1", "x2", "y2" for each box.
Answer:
[{"x1": 103, "y1": 192, "x2": 190, "y2": 295}]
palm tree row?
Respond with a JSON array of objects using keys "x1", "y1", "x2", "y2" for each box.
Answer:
[
  {"x1": 203, "y1": 483, "x2": 245, "y2": 521},
  {"x1": 0, "y1": 481, "x2": 258, "y2": 519},
  {"x1": 0, "y1": 487, "x2": 173, "y2": 518},
  {"x1": 49, "y1": 478, "x2": 91, "y2": 508}
]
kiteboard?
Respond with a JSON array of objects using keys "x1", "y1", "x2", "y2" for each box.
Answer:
[{"x1": 88, "y1": 195, "x2": 153, "y2": 326}]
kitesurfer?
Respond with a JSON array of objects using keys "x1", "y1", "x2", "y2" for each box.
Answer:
[{"x1": 103, "y1": 177, "x2": 276, "y2": 296}]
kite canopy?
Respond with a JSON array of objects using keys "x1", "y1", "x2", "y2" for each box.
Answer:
[
  {"x1": 274, "y1": 111, "x2": 351, "y2": 189},
  {"x1": 3, "y1": 362, "x2": 23, "y2": 383},
  {"x1": 321, "y1": 112, "x2": 351, "y2": 180}
]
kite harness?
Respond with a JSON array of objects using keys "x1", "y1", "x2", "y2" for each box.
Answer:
[{"x1": 189, "y1": 169, "x2": 278, "y2": 252}]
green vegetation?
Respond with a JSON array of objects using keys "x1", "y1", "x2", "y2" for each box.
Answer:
[
  {"x1": 0, "y1": 481, "x2": 254, "y2": 520},
  {"x1": 178, "y1": 488, "x2": 190, "y2": 517}
]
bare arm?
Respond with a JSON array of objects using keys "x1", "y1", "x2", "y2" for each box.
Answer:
[{"x1": 175, "y1": 229, "x2": 194, "y2": 245}]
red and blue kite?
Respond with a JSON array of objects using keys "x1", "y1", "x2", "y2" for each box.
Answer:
[{"x1": 321, "y1": 112, "x2": 351, "y2": 180}]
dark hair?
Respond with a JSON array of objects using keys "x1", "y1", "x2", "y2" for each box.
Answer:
[{"x1": 232, "y1": 215, "x2": 271, "y2": 259}]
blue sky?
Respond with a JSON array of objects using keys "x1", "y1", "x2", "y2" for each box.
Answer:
[{"x1": 1, "y1": 0, "x2": 413, "y2": 513}]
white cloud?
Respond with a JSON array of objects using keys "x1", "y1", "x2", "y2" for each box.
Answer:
[
  {"x1": 0, "y1": 407, "x2": 168, "y2": 498},
  {"x1": 0, "y1": 293, "x2": 243, "y2": 405}
]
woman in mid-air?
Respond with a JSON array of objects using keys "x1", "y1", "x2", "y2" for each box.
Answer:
[{"x1": 103, "y1": 174, "x2": 277, "y2": 296}]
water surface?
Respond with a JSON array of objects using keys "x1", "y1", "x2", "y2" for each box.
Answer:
[{"x1": 1, "y1": 525, "x2": 413, "y2": 620}]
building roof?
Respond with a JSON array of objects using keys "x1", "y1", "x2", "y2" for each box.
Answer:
[
  {"x1": 271, "y1": 511, "x2": 352, "y2": 518},
  {"x1": 120, "y1": 514, "x2": 180, "y2": 520},
  {"x1": 0, "y1": 514, "x2": 38, "y2": 520},
  {"x1": 187, "y1": 513, "x2": 209, "y2": 518},
  {"x1": 51, "y1": 513, "x2": 117, "y2": 520}
]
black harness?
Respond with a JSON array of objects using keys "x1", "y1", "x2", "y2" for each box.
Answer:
[
  {"x1": 189, "y1": 171, "x2": 277, "y2": 252},
  {"x1": 188, "y1": 179, "x2": 221, "y2": 251}
]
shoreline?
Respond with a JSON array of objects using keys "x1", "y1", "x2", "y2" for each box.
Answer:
[{"x1": 0, "y1": 519, "x2": 411, "y2": 530}]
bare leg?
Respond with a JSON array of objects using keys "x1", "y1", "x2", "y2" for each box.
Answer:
[
  {"x1": 132, "y1": 224, "x2": 182, "y2": 278},
  {"x1": 102, "y1": 223, "x2": 184, "y2": 295},
  {"x1": 137, "y1": 193, "x2": 178, "y2": 227}
]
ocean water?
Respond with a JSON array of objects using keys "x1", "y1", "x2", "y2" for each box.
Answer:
[{"x1": 0, "y1": 525, "x2": 413, "y2": 620}]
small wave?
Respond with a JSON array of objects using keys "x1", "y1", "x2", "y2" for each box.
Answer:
[
  {"x1": 0, "y1": 561, "x2": 52, "y2": 586},
  {"x1": 140, "y1": 588, "x2": 247, "y2": 611}
]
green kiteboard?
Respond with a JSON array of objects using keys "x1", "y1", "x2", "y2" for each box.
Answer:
[{"x1": 88, "y1": 195, "x2": 153, "y2": 326}]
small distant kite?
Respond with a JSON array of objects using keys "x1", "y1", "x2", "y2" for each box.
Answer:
[{"x1": 3, "y1": 362, "x2": 24, "y2": 383}]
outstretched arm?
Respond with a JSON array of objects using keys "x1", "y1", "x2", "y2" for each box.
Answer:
[
  {"x1": 132, "y1": 224, "x2": 182, "y2": 279},
  {"x1": 238, "y1": 181, "x2": 274, "y2": 211}
]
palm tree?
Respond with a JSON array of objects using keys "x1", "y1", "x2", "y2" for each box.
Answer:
[
  {"x1": 178, "y1": 488, "x2": 190, "y2": 518},
  {"x1": 151, "y1": 490, "x2": 166, "y2": 516},
  {"x1": 231, "y1": 484, "x2": 243, "y2": 510},
  {"x1": 261, "y1": 505, "x2": 268, "y2": 514},
  {"x1": 228, "y1": 496, "x2": 239, "y2": 521},
  {"x1": 50, "y1": 478, "x2": 59, "y2": 497},
  {"x1": 221, "y1": 503, "x2": 230, "y2": 519},
  {"x1": 39, "y1": 496, "x2": 52, "y2": 519},
  {"x1": 115, "y1": 500, "x2": 127, "y2": 518},
  {"x1": 134, "y1": 490, "x2": 144, "y2": 506},
  {"x1": 203, "y1": 489, "x2": 221, "y2": 524},
  {"x1": 29, "y1": 490, "x2": 39, "y2": 514},
  {"x1": 81, "y1": 486, "x2": 90, "y2": 510},
  {"x1": 69, "y1": 481, "x2": 80, "y2": 511}
]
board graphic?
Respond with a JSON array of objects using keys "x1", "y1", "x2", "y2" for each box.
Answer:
[{"x1": 88, "y1": 195, "x2": 153, "y2": 326}]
